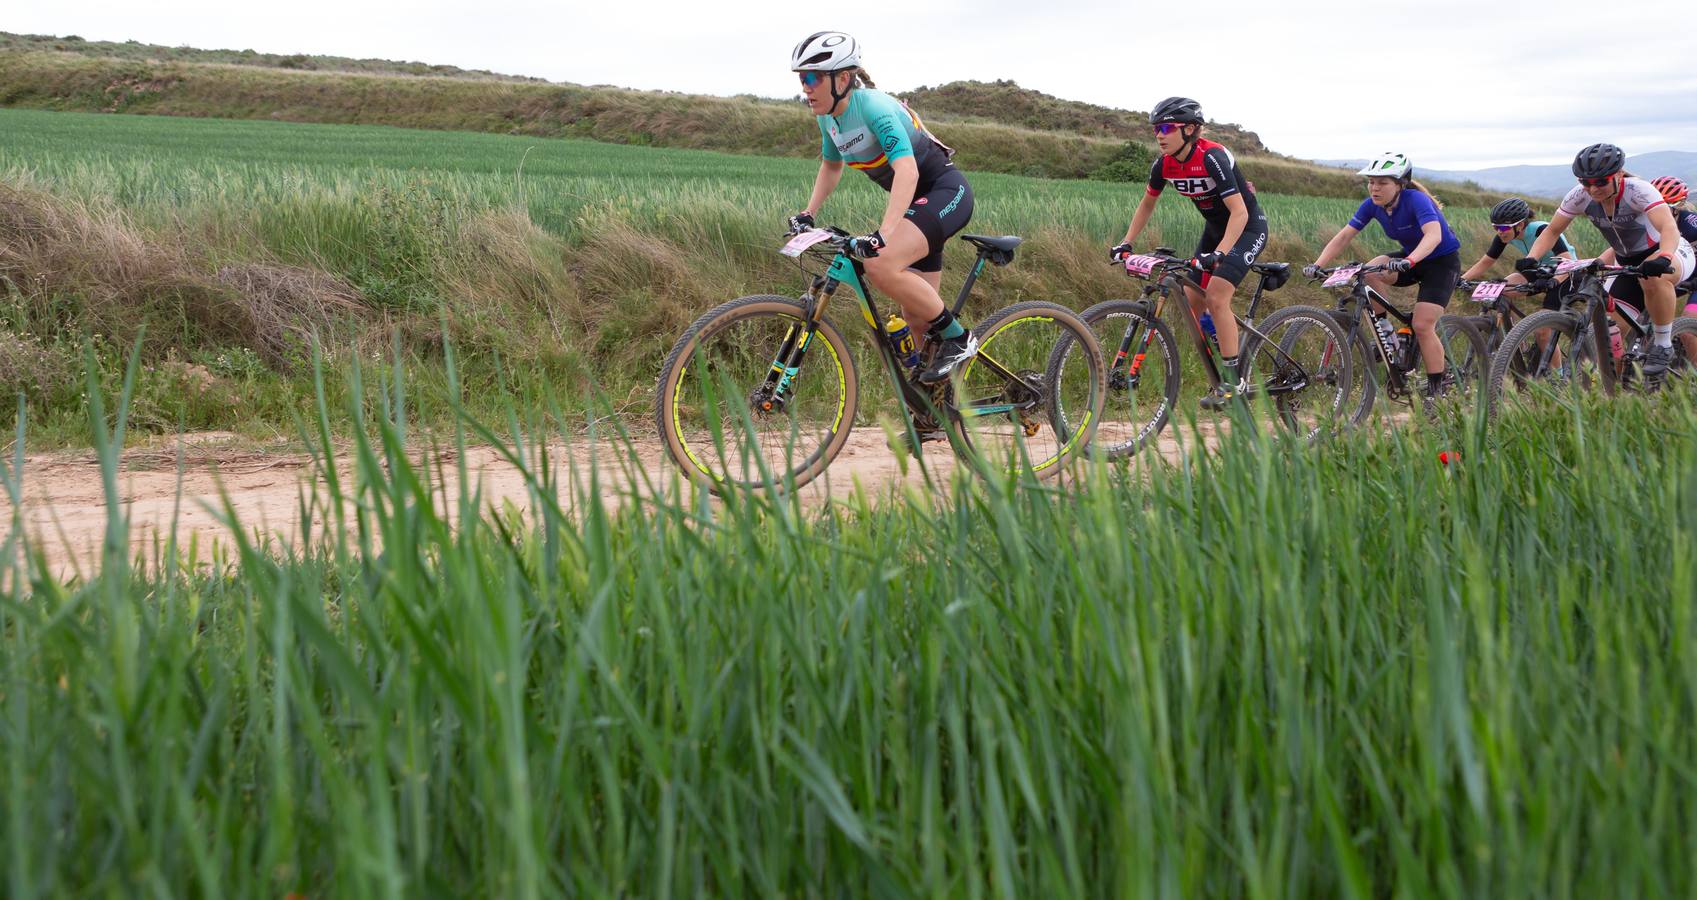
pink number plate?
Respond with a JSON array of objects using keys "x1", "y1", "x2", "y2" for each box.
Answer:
[
  {"x1": 1471, "y1": 282, "x2": 1505, "y2": 300},
  {"x1": 1123, "y1": 254, "x2": 1164, "y2": 276},
  {"x1": 1555, "y1": 257, "x2": 1595, "y2": 275},
  {"x1": 1322, "y1": 267, "x2": 1360, "y2": 288},
  {"x1": 780, "y1": 230, "x2": 833, "y2": 257}
]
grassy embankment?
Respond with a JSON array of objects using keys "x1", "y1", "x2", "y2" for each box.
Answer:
[
  {"x1": 0, "y1": 108, "x2": 1545, "y2": 447},
  {"x1": 2, "y1": 349, "x2": 1694, "y2": 895}
]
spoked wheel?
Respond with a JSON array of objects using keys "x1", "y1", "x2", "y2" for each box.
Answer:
[
  {"x1": 1434, "y1": 314, "x2": 1490, "y2": 415},
  {"x1": 656, "y1": 295, "x2": 858, "y2": 492},
  {"x1": 1485, "y1": 309, "x2": 1602, "y2": 417},
  {"x1": 952, "y1": 301, "x2": 1106, "y2": 480},
  {"x1": 1243, "y1": 304, "x2": 1353, "y2": 440},
  {"x1": 1073, "y1": 299, "x2": 1179, "y2": 457},
  {"x1": 1670, "y1": 317, "x2": 1697, "y2": 386},
  {"x1": 1320, "y1": 311, "x2": 1378, "y2": 426}
]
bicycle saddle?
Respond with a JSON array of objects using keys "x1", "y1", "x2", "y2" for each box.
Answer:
[
  {"x1": 1251, "y1": 261, "x2": 1291, "y2": 292},
  {"x1": 960, "y1": 234, "x2": 1023, "y2": 266}
]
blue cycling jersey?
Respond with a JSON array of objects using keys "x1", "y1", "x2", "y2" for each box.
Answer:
[
  {"x1": 1346, "y1": 189, "x2": 1461, "y2": 258},
  {"x1": 1676, "y1": 209, "x2": 1697, "y2": 244}
]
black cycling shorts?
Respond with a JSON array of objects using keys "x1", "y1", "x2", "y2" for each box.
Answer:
[
  {"x1": 1390, "y1": 251, "x2": 1461, "y2": 307},
  {"x1": 902, "y1": 169, "x2": 974, "y2": 273},
  {"x1": 1195, "y1": 214, "x2": 1270, "y2": 288},
  {"x1": 1541, "y1": 275, "x2": 1575, "y2": 312}
]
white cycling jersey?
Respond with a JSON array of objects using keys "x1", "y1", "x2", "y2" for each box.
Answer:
[{"x1": 1558, "y1": 176, "x2": 1670, "y2": 256}]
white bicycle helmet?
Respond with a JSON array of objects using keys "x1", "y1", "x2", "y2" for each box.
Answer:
[
  {"x1": 1358, "y1": 152, "x2": 1413, "y2": 179},
  {"x1": 791, "y1": 31, "x2": 860, "y2": 72}
]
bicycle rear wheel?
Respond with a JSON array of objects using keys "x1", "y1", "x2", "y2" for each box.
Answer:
[
  {"x1": 1075, "y1": 299, "x2": 1179, "y2": 457},
  {"x1": 656, "y1": 295, "x2": 858, "y2": 492},
  {"x1": 952, "y1": 301, "x2": 1106, "y2": 480},
  {"x1": 1241, "y1": 304, "x2": 1352, "y2": 440},
  {"x1": 1485, "y1": 309, "x2": 1600, "y2": 417}
]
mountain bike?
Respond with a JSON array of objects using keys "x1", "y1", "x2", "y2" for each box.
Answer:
[
  {"x1": 656, "y1": 226, "x2": 1106, "y2": 492},
  {"x1": 1305, "y1": 263, "x2": 1490, "y2": 423},
  {"x1": 1075, "y1": 249, "x2": 1352, "y2": 455},
  {"x1": 1485, "y1": 257, "x2": 1697, "y2": 413}
]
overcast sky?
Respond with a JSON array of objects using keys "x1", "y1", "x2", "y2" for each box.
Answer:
[{"x1": 12, "y1": 0, "x2": 1695, "y2": 170}]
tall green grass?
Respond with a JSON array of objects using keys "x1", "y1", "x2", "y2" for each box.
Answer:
[{"x1": 4, "y1": 343, "x2": 1695, "y2": 896}]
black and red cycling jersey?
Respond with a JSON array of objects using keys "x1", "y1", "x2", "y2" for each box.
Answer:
[{"x1": 1146, "y1": 139, "x2": 1262, "y2": 226}]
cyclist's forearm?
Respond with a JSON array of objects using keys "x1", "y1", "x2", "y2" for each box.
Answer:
[
  {"x1": 1313, "y1": 227, "x2": 1357, "y2": 266},
  {"x1": 805, "y1": 162, "x2": 845, "y2": 215},
  {"x1": 1121, "y1": 195, "x2": 1157, "y2": 244},
  {"x1": 879, "y1": 162, "x2": 920, "y2": 236},
  {"x1": 1461, "y1": 255, "x2": 1492, "y2": 281},
  {"x1": 1406, "y1": 222, "x2": 1442, "y2": 265}
]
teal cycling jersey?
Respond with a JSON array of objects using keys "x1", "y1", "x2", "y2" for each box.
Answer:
[
  {"x1": 1486, "y1": 220, "x2": 1577, "y2": 264},
  {"x1": 818, "y1": 89, "x2": 955, "y2": 192}
]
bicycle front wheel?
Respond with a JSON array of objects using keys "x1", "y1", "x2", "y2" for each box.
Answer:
[
  {"x1": 1244, "y1": 304, "x2": 1353, "y2": 440},
  {"x1": 1075, "y1": 299, "x2": 1179, "y2": 457},
  {"x1": 951, "y1": 301, "x2": 1106, "y2": 480},
  {"x1": 1485, "y1": 309, "x2": 1600, "y2": 417},
  {"x1": 656, "y1": 295, "x2": 858, "y2": 492}
]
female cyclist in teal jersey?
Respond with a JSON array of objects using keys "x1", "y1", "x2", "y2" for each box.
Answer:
[
  {"x1": 786, "y1": 31, "x2": 977, "y2": 385},
  {"x1": 1460, "y1": 197, "x2": 1579, "y2": 309},
  {"x1": 1306, "y1": 152, "x2": 1461, "y2": 403}
]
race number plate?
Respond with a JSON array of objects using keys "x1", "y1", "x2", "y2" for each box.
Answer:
[
  {"x1": 1471, "y1": 282, "x2": 1506, "y2": 301},
  {"x1": 1322, "y1": 266, "x2": 1360, "y2": 288},
  {"x1": 1555, "y1": 257, "x2": 1596, "y2": 275},
  {"x1": 780, "y1": 230, "x2": 834, "y2": 257},
  {"x1": 1123, "y1": 254, "x2": 1164, "y2": 276}
]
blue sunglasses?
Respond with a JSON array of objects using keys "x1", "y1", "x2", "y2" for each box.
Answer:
[{"x1": 798, "y1": 71, "x2": 827, "y2": 87}]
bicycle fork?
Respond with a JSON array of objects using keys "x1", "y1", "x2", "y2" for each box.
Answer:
[{"x1": 754, "y1": 281, "x2": 838, "y2": 411}]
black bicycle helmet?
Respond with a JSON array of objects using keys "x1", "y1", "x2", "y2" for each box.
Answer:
[
  {"x1": 1150, "y1": 97, "x2": 1204, "y2": 126},
  {"x1": 1489, "y1": 197, "x2": 1533, "y2": 225},
  {"x1": 1572, "y1": 143, "x2": 1625, "y2": 179}
]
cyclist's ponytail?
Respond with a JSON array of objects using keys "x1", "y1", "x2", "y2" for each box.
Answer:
[
  {"x1": 1400, "y1": 173, "x2": 1444, "y2": 210},
  {"x1": 851, "y1": 68, "x2": 877, "y2": 89}
]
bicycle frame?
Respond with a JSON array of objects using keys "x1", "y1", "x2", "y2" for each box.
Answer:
[
  {"x1": 758, "y1": 233, "x2": 1033, "y2": 429},
  {"x1": 1113, "y1": 250, "x2": 1309, "y2": 398},
  {"x1": 1520, "y1": 262, "x2": 1652, "y2": 394},
  {"x1": 1324, "y1": 264, "x2": 1434, "y2": 399}
]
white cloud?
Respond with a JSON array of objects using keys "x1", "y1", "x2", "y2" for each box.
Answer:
[{"x1": 8, "y1": 0, "x2": 1686, "y2": 169}]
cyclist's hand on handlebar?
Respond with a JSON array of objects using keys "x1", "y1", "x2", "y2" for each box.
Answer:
[
  {"x1": 1109, "y1": 242, "x2": 1134, "y2": 262},
  {"x1": 786, "y1": 211, "x2": 815, "y2": 235},
  {"x1": 1385, "y1": 258, "x2": 1412, "y2": 273},
  {"x1": 1302, "y1": 263, "x2": 1324, "y2": 279},
  {"x1": 846, "y1": 230, "x2": 884, "y2": 259},
  {"x1": 1194, "y1": 251, "x2": 1223, "y2": 272},
  {"x1": 1514, "y1": 256, "x2": 1542, "y2": 275},
  {"x1": 1640, "y1": 255, "x2": 1675, "y2": 277}
]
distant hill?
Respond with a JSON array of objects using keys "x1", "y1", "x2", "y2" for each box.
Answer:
[
  {"x1": 1315, "y1": 152, "x2": 1697, "y2": 199},
  {"x1": 0, "y1": 32, "x2": 1497, "y2": 204}
]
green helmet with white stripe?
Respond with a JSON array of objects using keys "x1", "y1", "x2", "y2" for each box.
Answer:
[{"x1": 1357, "y1": 152, "x2": 1412, "y2": 179}]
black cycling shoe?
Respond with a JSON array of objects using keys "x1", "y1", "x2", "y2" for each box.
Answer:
[
  {"x1": 917, "y1": 330, "x2": 978, "y2": 385},
  {"x1": 1644, "y1": 343, "x2": 1674, "y2": 381},
  {"x1": 1421, "y1": 372, "x2": 1457, "y2": 416}
]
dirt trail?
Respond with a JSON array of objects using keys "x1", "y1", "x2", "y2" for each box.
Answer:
[{"x1": 1, "y1": 422, "x2": 1238, "y2": 578}]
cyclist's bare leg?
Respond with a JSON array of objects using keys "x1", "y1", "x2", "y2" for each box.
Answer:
[
  {"x1": 1643, "y1": 271, "x2": 1679, "y2": 327},
  {"x1": 1183, "y1": 278, "x2": 1241, "y2": 358},
  {"x1": 1411, "y1": 301, "x2": 1446, "y2": 374},
  {"x1": 861, "y1": 220, "x2": 945, "y2": 326}
]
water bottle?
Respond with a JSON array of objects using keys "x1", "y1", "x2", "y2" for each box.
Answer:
[
  {"x1": 1199, "y1": 311, "x2": 1217, "y2": 349},
  {"x1": 1395, "y1": 326, "x2": 1417, "y2": 371},
  {"x1": 1373, "y1": 315, "x2": 1399, "y2": 362},
  {"x1": 1608, "y1": 321, "x2": 1624, "y2": 360},
  {"x1": 885, "y1": 315, "x2": 919, "y2": 369}
]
